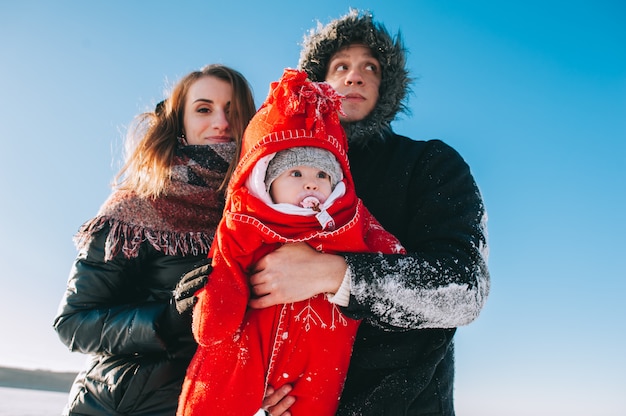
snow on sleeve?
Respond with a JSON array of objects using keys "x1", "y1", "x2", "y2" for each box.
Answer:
[{"x1": 350, "y1": 255, "x2": 489, "y2": 330}]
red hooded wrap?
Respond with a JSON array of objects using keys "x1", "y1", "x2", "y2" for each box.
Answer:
[{"x1": 178, "y1": 69, "x2": 405, "y2": 416}]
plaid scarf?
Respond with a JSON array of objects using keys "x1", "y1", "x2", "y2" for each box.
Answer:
[{"x1": 74, "y1": 143, "x2": 236, "y2": 261}]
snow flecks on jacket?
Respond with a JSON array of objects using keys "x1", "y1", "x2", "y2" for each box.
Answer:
[
  {"x1": 479, "y1": 209, "x2": 490, "y2": 261},
  {"x1": 351, "y1": 255, "x2": 489, "y2": 330}
]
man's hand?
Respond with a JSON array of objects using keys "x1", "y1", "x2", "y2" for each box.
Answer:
[
  {"x1": 262, "y1": 384, "x2": 295, "y2": 416},
  {"x1": 248, "y1": 242, "x2": 347, "y2": 309}
]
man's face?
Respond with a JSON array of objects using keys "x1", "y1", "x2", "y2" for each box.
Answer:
[{"x1": 325, "y1": 44, "x2": 381, "y2": 123}]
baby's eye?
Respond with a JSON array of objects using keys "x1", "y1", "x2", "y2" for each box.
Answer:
[
  {"x1": 289, "y1": 170, "x2": 302, "y2": 178},
  {"x1": 317, "y1": 171, "x2": 329, "y2": 180}
]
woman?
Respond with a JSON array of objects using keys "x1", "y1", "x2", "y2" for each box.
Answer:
[{"x1": 53, "y1": 64, "x2": 256, "y2": 416}]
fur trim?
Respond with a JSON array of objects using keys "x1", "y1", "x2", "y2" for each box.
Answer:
[{"x1": 298, "y1": 9, "x2": 412, "y2": 147}]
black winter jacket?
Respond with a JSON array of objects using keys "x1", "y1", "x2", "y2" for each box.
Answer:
[
  {"x1": 337, "y1": 134, "x2": 490, "y2": 415},
  {"x1": 53, "y1": 226, "x2": 205, "y2": 416}
]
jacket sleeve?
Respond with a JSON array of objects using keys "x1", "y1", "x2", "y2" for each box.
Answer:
[
  {"x1": 53, "y1": 226, "x2": 170, "y2": 355},
  {"x1": 343, "y1": 140, "x2": 490, "y2": 330}
]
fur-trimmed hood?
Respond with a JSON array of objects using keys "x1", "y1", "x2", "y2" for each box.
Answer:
[{"x1": 298, "y1": 9, "x2": 411, "y2": 146}]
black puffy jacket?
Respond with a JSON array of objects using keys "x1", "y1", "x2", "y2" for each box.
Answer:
[
  {"x1": 337, "y1": 135, "x2": 490, "y2": 415},
  {"x1": 53, "y1": 225, "x2": 205, "y2": 416}
]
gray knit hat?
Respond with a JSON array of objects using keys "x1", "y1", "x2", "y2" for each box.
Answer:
[
  {"x1": 298, "y1": 9, "x2": 411, "y2": 146},
  {"x1": 265, "y1": 146, "x2": 343, "y2": 192}
]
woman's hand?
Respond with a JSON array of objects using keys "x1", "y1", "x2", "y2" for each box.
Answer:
[
  {"x1": 262, "y1": 384, "x2": 295, "y2": 416},
  {"x1": 249, "y1": 242, "x2": 347, "y2": 309}
]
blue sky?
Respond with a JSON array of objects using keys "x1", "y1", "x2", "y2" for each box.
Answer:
[{"x1": 1, "y1": 1, "x2": 624, "y2": 414}]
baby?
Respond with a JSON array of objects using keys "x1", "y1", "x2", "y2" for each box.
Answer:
[{"x1": 178, "y1": 69, "x2": 405, "y2": 416}]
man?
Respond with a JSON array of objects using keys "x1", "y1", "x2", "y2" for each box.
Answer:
[
  {"x1": 176, "y1": 9, "x2": 489, "y2": 416},
  {"x1": 258, "y1": 10, "x2": 490, "y2": 415}
]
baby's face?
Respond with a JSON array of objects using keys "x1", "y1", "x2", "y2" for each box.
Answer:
[{"x1": 269, "y1": 165, "x2": 333, "y2": 208}]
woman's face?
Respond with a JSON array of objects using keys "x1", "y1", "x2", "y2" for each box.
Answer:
[{"x1": 183, "y1": 76, "x2": 234, "y2": 145}]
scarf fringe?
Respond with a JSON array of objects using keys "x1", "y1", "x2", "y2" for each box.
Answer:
[{"x1": 74, "y1": 216, "x2": 213, "y2": 262}]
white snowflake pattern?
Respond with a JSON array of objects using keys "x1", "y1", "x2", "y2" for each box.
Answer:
[{"x1": 293, "y1": 296, "x2": 348, "y2": 332}]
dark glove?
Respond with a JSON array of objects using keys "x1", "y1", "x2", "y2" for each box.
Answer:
[
  {"x1": 159, "y1": 297, "x2": 193, "y2": 339},
  {"x1": 173, "y1": 258, "x2": 212, "y2": 315}
]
